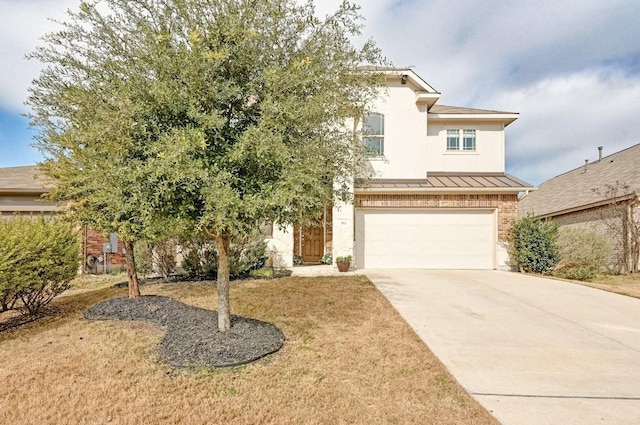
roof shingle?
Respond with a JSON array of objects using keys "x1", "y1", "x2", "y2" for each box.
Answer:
[{"x1": 519, "y1": 144, "x2": 640, "y2": 217}]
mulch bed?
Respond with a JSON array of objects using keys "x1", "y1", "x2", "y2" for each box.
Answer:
[{"x1": 84, "y1": 295, "x2": 285, "y2": 368}]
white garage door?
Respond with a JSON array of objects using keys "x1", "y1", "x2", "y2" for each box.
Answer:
[{"x1": 355, "y1": 209, "x2": 495, "y2": 269}]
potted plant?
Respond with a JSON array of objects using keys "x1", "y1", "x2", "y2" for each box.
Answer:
[{"x1": 335, "y1": 255, "x2": 352, "y2": 272}]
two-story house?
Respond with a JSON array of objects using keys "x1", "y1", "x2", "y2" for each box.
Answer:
[{"x1": 269, "y1": 67, "x2": 533, "y2": 270}]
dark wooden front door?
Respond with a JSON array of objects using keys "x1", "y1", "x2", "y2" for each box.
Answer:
[{"x1": 302, "y1": 226, "x2": 323, "y2": 262}]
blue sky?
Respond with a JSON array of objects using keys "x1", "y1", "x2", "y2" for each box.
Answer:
[{"x1": 1, "y1": 0, "x2": 640, "y2": 185}]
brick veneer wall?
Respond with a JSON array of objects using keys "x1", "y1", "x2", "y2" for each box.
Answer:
[
  {"x1": 355, "y1": 193, "x2": 518, "y2": 242},
  {"x1": 84, "y1": 227, "x2": 126, "y2": 272}
]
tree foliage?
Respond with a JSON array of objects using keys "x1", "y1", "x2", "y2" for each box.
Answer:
[
  {"x1": 509, "y1": 214, "x2": 559, "y2": 274},
  {"x1": 28, "y1": 0, "x2": 384, "y2": 331},
  {"x1": 0, "y1": 217, "x2": 79, "y2": 315}
]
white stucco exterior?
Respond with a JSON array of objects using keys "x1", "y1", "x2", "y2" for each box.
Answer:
[
  {"x1": 367, "y1": 81, "x2": 430, "y2": 179},
  {"x1": 266, "y1": 225, "x2": 294, "y2": 268},
  {"x1": 273, "y1": 68, "x2": 526, "y2": 271},
  {"x1": 426, "y1": 122, "x2": 506, "y2": 172}
]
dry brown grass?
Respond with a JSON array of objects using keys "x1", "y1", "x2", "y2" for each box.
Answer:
[
  {"x1": 573, "y1": 273, "x2": 640, "y2": 299},
  {"x1": 0, "y1": 276, "x2": 498, "y2": 425}
]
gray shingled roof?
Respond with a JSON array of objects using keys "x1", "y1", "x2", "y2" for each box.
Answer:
[
  {"x1": 429, "y1": 105, "x2": 518, "y2": 115},
  {"x1": 356, "y1": 173, "x2": 533, "y2": 192},
  {"x1": 519, "y1": 144, "x2": 640, "y2": 217},
  {"x1": 0, "y1": 165, "x2": 48, "y2": 193}
]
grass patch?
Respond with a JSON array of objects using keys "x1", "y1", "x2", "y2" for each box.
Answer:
[
  {"x1": 0, "y1": 275, "x2": 498, "y2": 424},
  {"x1": 248, "y1": 267, "x2": 292, "y2": 279},
  {"x1": 574, "y1": 273, "x2": 640, "y2": 299}
]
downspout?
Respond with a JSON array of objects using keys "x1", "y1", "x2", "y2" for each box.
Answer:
[
  {"x1": 323, "y1": 205, "x2": 327, "y2": 255},
  {"x1": 83, "y1": 225, "x2": 88, "y2": 274}
]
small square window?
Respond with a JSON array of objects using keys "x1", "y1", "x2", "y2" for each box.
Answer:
[{"x1": 447, "y1": 129, "x2": 476, "y2": 151}]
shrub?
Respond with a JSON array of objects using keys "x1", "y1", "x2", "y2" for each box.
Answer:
[
  {"x1": 180, "y1": 231, "x2": 267, "y2": 278},
  {"x1": 134, "y1": 240, "x2": 154, "y2": 277},
  {"x1": 320, "y1": 253, "x2": 332, "y2": 265},
  {"x1": 509, "y1": 215, "x2": 559, "y2": 274},
  {"x1": 553, "y1": 227, "x2": 611, "y2": 281},
  {"x1": 0, "y1": 217, "x2": 79, "y2": 315},
  {"x1": 249, "y1": 267, "x2": 292, "y2": 279},
  {"x1": 135, "y1": 238, "x2": 177, "y2": 279}
]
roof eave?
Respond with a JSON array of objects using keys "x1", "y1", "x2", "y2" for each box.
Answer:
[
  {"x1": 416, "y1": 93, "x2": 441, "y2": 108},
  {"x1": 355, "y1": 187, "x2": 533, "y2": 194},
  {"x1": 535, "y1": 193, "x2": 640, "y2": 219},
  {"x1": 0, "y1": 188, "x2": 50, "y2": 195},
  {"x1": 428, "y1": 113, "x2": 519, "y2": 126}
]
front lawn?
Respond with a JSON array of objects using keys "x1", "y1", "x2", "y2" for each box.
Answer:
[
  {"x1": 576, "y1": 273, "x2": 640, "y2": 299},
  {"x1": 0, "y1": 276, "x2": 497, "y2": 425}
]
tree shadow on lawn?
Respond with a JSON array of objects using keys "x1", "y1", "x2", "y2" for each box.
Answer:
[{"x1": 84, "y1": 295, "x2": 285, "y2": 368}]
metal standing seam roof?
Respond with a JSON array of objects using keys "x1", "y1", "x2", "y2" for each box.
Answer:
[
  {"x1": 0, "y1": 165, "x2": 49, "y2": 193},
  {"x1": 356, "y1": 173, "x2": 533, "y2": 191},
  {"x1": 519, "y1": 143, "x2": 640, "y2": 217}
]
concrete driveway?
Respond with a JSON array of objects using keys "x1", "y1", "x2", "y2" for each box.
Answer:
[{"x1": 364, "y1": 269, "x2": 640, "y2": 425}]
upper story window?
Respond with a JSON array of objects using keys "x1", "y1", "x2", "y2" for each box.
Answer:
[
  {"x1": 363, "y1": 112, "x2": 384, "y2": 157},
  {"x1": 446, "y1": 129, "x2": 476, "y2": 151}
]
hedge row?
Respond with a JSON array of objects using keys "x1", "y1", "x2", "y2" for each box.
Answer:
[{"x1": 0, "y1": 217, "x2": 79, "y2": 315}]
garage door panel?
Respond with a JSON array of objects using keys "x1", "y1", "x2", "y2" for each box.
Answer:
[{"x1": 355, "y1": 209, "x2": 495, "y2": 269}]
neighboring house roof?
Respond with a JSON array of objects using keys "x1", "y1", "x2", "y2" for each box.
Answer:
[
  {"x1": 0, "y1": 165, "x2": 60, "y2": 214},
  {"x1": 428, "y1": 105, "x2": 519, "y2": 127},
  {"x1": 0, "y1": 165, "x2": 49, "y2": 194},
  {"x1": 356, "y1": 173, "x2": 533, "y2": 193},
  {"x1": 519, "y1": 143, "x2": 640, "y2": 218}
]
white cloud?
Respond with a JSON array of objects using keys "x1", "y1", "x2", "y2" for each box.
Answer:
[
  {"x1": 491, "y1": 67, "x2": 640, "y2": 185},
  {"x1": 2, "y1": 0, "x2": 640, "y2": 183},
  {"x1": 0, "y1": 0, "x2": 79, "y2": 112}
]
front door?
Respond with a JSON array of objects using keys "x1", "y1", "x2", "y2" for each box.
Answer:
[{"x1": 302, "y1": 225, "x2": 324, "y2": 262}]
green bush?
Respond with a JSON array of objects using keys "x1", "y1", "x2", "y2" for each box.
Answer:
[
  {"x1": 134, "y1": 240, "x2": 154, "y2": 277},
  {"x1": 180, "y1": 231, "x2": 267, "y2": 278},
  {"x1": 509, "y1": 214, "x2": 559, "y2": 274},
  {"x1": 0, "y1": 217, "x2": 79, "y2": 315},
  {"x1": 249, "y1": 267, "x2": 292, "y2": 279},
  {"x1": 553, "y1": 227, "x2": 610, "y2": 281}
]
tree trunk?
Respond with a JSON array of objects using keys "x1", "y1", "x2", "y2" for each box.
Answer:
[
  {"x1": 123, "y1": 239, "x2": 140, "y2": 299},
  {"x1": 215, "y1": 231, "x2": 231, "y2": 332}
]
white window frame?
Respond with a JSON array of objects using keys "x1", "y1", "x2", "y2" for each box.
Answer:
[
  {"x1": 446, "y1": 128, "x2": 476, "y2": 151},
  {"x1": 446, "y1": 129, "x2": 459, "y2": 150},
  {"x1": 363, "y1": 112, "x2": 384, "y2": 157}
]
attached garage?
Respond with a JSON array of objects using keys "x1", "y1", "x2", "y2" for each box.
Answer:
[{"x1": 354, "y1": 208, "x2": 496, "y2": 269}]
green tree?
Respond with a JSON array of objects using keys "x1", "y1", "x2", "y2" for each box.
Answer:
[
  {"x1": 509, "y1": 214, "x2": 559, "y2": 274},
  {"x1": 28, "y1": 0, "x2": 383, "y2": 331}
]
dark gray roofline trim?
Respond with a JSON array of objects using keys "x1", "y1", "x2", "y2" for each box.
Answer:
[
  {"x1": 537, "y1": 193, "x2": 640, "y2": 219},
  {"x1": 0, "y1": 188, "x2": 49, "y2": 194},
  {"x1": 355, "y1": 187, "x2": 531, "y2": 194}
]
